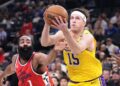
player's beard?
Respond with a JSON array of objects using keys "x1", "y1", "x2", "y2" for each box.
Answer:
[{"x1": 18, "y1": 45, "x2": 33, "y2": 61}]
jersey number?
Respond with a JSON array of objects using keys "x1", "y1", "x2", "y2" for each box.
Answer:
[
  {"x1": 68, "y1": 53, "x2": 79, "y2": 65},
  {"x1": 27, "y1": 80, "x2": 32, "y2": 86}
]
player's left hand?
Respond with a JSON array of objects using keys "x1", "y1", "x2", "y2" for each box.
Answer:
[{"x1": 51, "y1": 16, "x2": 68, "y2": 31}]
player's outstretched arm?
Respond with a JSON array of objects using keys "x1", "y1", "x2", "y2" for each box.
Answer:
[
  {"x1": 40, "y1": 19, "x2": 62, "y2": 47},
  {"x1": 36, "y1": 47, "x2": 57, "y2": 66},
  {"x1": 40, "y1": 23, "x2": 52, "y2": 46},
  {"x1": 51, "y1": 16, "x2": 93, "y2": 55},
  {"x1": 62, "y1": 29, "x2": 93, "y2": 54},
  {"x1": 0, "y1": 55, "x2": 17, "y2": 85}
]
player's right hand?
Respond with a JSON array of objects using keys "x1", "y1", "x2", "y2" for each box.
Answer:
[{"x1": 43, "y1": 16, "x2": 49, "y2": 25}]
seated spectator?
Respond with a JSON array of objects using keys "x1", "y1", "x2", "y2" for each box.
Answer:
[
  {"x1": 111, "y1": 53, "x2": 120, "y2": 66},
  {"x1": 0, "y1": 47, "x2": 5, "y2": 65},
  {"x1": 106, "y1": 38, "x2": 119, "y2": 55},
  {"x1": 60, "y1": 77, "x2": 69, "y2": 86},
  {"x1": 0, "y1": 26, "x2": 7, "y2": 47},
  {"x1": 103, "y1": 69, "x2": 115, "y2": 86},
  {"x1": 94, "y1": 16, "x2": 105, "y2": 41},
  {"x1": 52, "y1": 76, "x2": 60, "y2": 86},
  {"x1": 96, "y1": 43, "x2": 111, "y2": 61},
  {"x1": 105, "y1": 22, "x2": 117, "y2": 38},
  {"x1": 111, "y1": 70, "x2": 120, "y2": 86},
  {"x1": 20, "y1": 19, "x2": 33, "y2": 35}
]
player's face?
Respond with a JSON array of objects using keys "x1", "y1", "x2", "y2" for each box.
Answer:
[
  {"x1": 70, "y1": 12, "x2": 85, "y2": 32},
  {"x1": 18, "y1": 36, "x2": 33, "y2": 61},
  {"x1": 19, "y1": 37, "x2": 32, "y2": 47}
]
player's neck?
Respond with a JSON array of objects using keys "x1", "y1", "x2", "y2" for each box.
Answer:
[
  {"x1": 19, "y1": 58, "x2": 28, "y2": 65},
  {"x1": 71, "y1": 29, "x2": 84, "y2": 38}
]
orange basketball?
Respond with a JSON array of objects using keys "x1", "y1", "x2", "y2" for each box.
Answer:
[{"x1": 44, "y1": 5, "x2": 68, "y2": 27}]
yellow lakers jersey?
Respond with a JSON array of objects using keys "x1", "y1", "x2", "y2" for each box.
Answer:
[{"x1": 63, "y1": 30, "x2": 102, "y2": 82}]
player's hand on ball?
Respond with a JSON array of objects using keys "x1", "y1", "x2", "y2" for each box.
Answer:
[{"x1": 51, "y1": 16, "x2": 68, "y2": 31}]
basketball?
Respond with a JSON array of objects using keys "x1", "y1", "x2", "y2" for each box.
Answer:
[{"x1": 44, "y1": 5, "x2": 68, "y2": 27}]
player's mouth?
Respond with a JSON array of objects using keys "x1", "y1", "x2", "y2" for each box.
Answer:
[{"x1": 71, "y1": 24, "x2": 76, "y2": 27}]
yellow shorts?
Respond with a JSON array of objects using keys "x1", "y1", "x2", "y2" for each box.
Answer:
[{"x1": 68, "y1": 77, "x2": 105, "y2": 86}]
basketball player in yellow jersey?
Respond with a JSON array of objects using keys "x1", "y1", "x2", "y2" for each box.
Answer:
[{"x1": 40, "y1": 8, "x2": 106, "y2": 86}]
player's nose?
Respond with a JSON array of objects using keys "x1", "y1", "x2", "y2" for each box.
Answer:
[
  {"x1": 23, "y1": 43, "x2": 28, "y2": 46},
  {"x1": 72, "y1": 18, "x2": 76, "y2": 23},
  {"x1": 23, "y1": 45, "x2": 29, "y2": 48}
]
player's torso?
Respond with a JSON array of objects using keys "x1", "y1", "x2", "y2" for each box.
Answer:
[
  {"x1": 63, "y1": 30, "x2": 102, "y2": 82},
  {"x1": 63, "y1": 49, "x2": 102, "y2": 80},
  {"x1": 15, "y1": 54, "x2": 53, "y2": 86}
]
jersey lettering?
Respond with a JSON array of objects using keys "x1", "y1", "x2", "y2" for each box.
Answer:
[{"x1": 68, "y1": 53, "x2": 80, "y2": 65}]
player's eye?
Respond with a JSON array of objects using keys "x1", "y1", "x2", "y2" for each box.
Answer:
[
  {"x1": 70, "y1": 16, "x2": 74, "y2": 19},
  {"x1": 27, "y1": 41, "x2": 31, "y2": 44},
  {"x1": 19, "y1": 39, "x2": 24, "y2": 44},
  {"x1": 26, "y1": 39, "x2": 31, "y2": 44},
  {"x1": 76, "y1": 16, "x2": 80, "y2": 20}
]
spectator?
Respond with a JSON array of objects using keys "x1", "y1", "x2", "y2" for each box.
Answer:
[
  {"x1": 52, "y1": 76, "x2": 59, "y2": 86},
  {"x1": 94, "y1": 16, "x2": 105, "y2": 41},
  {"x1": 103, "y1": 69, "x2": 115, "y2": 86},
  {"x1": 95, "y1": 15, "x2": 108, "y2": 30},
  {"x1": 111, "y1": 53, "x2": 120, "y2": 66},
  {"x1": 0, "y1": 26, "x2": 7, "y2": 47},
  {"x1": 110, "y1": 11, "x2": 120, "y2": 25},
  {"x1": 60, "y1": 77, "x2": 69, "y2": 86},
  {"x1": 0, "y1": 47, "x2": 5, "y2": 65},
  {"x1": 105, "y1": 22, "x2": 117, "y2": 38},
  {"x1": 20, "y1": 19, "x2": 33, "y2": 35},
  {"x1": 106, "y1": 38, "x2": 119, "y2": 55},
  {"x1": 111, "y1": 70, "x2": 120, "y2": 86}
]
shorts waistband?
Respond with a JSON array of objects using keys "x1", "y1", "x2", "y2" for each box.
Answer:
[{"x1": 69, "y1": 76, "x2": 101, "y2": 83}]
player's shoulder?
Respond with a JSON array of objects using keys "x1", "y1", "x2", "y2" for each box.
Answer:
[
  {"x1": 33, "y1": 52, "x2": 46, "y2": 60},
  {"x1": 33, "y1": 52, "x2": 41, "y2": 57},
  {"x1": 12, "y1": 54, "x2": 19, "y2": 61},
  {"x1": 83, "y1": 32, "x2": 93, "y2": 39},
  {"x1": 83, "y1": 29, "x2": 94, "y2": 39},
  {"x1": 32, "y1": 52, "x2": 42, "y2": 63},
  {"x1": 84, "y1": 29, "x2": 91, "y2": 34}
]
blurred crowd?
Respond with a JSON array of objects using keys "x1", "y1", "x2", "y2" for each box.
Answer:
[{"x1": 0, "y1": 0, "x2": 120, "y2": 86}]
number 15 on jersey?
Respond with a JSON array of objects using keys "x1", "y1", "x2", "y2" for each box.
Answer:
[{"x1": 68, "y1": 53, "x2": 80, "y2": 65}]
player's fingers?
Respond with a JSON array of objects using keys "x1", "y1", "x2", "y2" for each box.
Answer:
[
  {"x1": 59, "y1": 16, "x2": 64, "y2": 23},
  {"x1": 63, "y1": 18, "x2": 67, "y2": 23},
  {"x1": 55, "y1": 17, "x2": 61, "y2": 24},
  {"x1": 51, "y1": 20, "x2": 58, "y2": 26},
  {"x1": 50, "y1": 25, "x2": 58, "y2": 29}
]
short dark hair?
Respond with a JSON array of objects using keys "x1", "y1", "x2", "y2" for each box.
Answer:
[{"x1": 60, "y1": 76, "x2": 69, "y2": 81}]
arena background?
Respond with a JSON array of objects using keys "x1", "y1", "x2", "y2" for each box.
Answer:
[{"x1": 0, "y1": 0, "x2": 120, "y2": 86}]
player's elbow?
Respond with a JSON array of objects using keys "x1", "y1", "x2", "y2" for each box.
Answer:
[
  {"x1": 40, "y1": 38, "x2": 54, "y2": 47},
  {"x1": 41, "y1": 41, "x2": 49, "y2": 47},
  {"x1": 40, "y1": 38, "x2": 48, "y2": 47}
]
